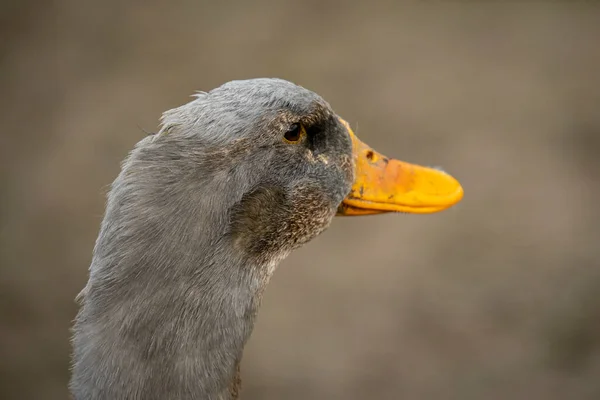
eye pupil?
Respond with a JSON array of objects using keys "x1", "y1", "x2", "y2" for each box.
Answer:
[{"x1": 284, "y1": 123, "x2": 302, "y2": 142}]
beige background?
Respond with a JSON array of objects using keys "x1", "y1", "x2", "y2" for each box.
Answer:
[{"x1": 1, "y1": 1, "x2": 600, "y2": 399}]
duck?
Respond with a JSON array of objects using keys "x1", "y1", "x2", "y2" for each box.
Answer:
[{"x1": 70, "y1": 78, "x2": 464, "y2": 400}]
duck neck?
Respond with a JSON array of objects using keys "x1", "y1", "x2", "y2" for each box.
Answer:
[{"x1": 71, "y1": 152, "x2": 269, "y2": 399}]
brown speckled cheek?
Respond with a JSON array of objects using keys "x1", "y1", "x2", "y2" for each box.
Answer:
[
  {"x1": 287, "y1": 183, "x2": 338, "y2": 238},
  {"x1": 228, "y1": 181, "x2": 335, "y2": 269}
]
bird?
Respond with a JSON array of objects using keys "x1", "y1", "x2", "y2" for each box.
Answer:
[{"x1": 70, "y1": 78, "x2": 464, "y2": 399}]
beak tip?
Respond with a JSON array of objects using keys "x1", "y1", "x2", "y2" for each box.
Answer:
[
  {"x1": 443, "y1": 175, "x2": 464, "y2": 208},
  {"x1": 452, "y1": 185, "x2": 464, "y2": 206}
]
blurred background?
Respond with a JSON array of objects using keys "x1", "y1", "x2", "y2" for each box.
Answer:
[{"x1": 2, "y1": 1, "x2": 600, "y2": 399}]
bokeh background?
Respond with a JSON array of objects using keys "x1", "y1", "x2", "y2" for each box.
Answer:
[{"x1": 2, "y1": 1, "x2": 600, "y2": 399}]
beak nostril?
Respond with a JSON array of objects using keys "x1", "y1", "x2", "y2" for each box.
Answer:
[{"x1": 365, "y1": 150, "x2": 375, "y2": 161}]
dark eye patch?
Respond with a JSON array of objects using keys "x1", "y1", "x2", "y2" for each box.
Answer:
[{"x1": 305, "y1": 118, "x2": 333, "y2": 154}]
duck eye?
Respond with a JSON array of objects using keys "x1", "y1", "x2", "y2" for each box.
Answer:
[{"x1": 284, "y1": 123, "x2": 304, "y2": 143}]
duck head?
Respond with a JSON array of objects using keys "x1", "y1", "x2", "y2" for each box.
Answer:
[{"x1": 155, "y1": 78, "x2": 463, "y2": 265}]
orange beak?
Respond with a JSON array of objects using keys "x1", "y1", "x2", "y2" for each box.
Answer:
[{"x1": 337, "y1": 118, "x2": 464, "y2": 216}]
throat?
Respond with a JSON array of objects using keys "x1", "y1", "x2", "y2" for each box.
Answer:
[{"x1": 71, "y1": 235, "x2": 267, "y2": 399}]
